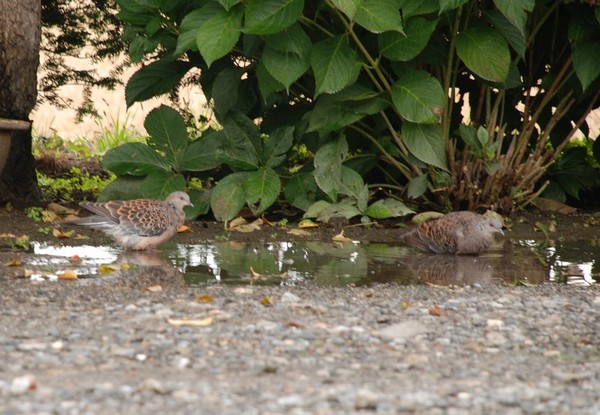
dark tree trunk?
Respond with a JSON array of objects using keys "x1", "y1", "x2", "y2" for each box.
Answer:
[{"x1": 0, "y1": 0, "x2": 41, "y2": 205}]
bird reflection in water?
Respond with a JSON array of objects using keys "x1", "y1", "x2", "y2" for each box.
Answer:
[
  {"x1": 113, "y1": 251, "x2": 184, "y2": 288},
  {"x1": 402, "y1": 253, "x2": 499, "y2": 286}
]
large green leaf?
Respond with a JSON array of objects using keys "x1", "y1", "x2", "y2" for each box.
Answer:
[
  {"x1": 263, "y1": 126, "x2": 294, "y2": 168},
  {"x1": 217, "y1": 113, "x2": 262, "y2": 170},
  {"x1": 313, "y1": 136, "x2": 348, "y2": 202},
  {"x1": 98, "y1": 175, "x2": 145, "y2": 202},
  {"x1": 284, "y1": 173, "x2": 318, "y2": 210},
  {"x1": 316, "y1": 199, "x2": 362, "y2": 222},
  {"x1": 196, "y1": 4, "x2": 243, "y2": 66},
  {"x1": 125, "y1": 59, "x2": 192, "y2": 106},
  {"x1": 210, "y1": 172, "x2": 249, "y2": 222},
  {"x1": 179, "y1": 132, "x2": 223, "y2": 171},
  {"x1": 338, "y1": 166, "x2": 365, "y2": 200},
  {"x1": 144, "y1": 105, "x2": 189, "y2": 166},
  {"x1": 398, "y1": 0, "x2": 439, "y2": 19},
  {"x1": 407, "y1": 174, "x2": 429, "y2": 199},
  {"x1": 485, "y1": 10, "x2": 526, "y2": 60},
  {"x1": 103, "y1": 142, "x2": 170, "y2": 175},
  {"x1": 310, "y1": 36, "x2": 361, "y2": 96},
  {"x1": 401, "y1": 122, "x2": 448, "y2": 171},
  {"x1": 334, "y1": 0, "x2": 403, "y2": 33},
  {"x1": 364, "y1": 198, "x2": 414, "y2": 219},
  {"x1": 492, "y1": 0, "x2": 534, "y2": 36},
  {"x1": 262, "y1": 47, "x2": 310, "y2": 91},
  {"x1": 256, "y1": 61, "x2": 286, "y2": 98},
  {"x1": 244, "y1": 167, "x2": 281, "y2": 214},
  {"x1": 263, "y1": 23, "x2": 311, "y2": 55},
  {"x1": 212, "y1": 67, "x2": 244, "y2": 119},
  {"x1": 573, "y1": 40, "x2": 600, "y2": 91},
  {"x1": 391, "y1": 70, "x2": 444, "y2": 123},
  {"x1": 186, "y1": 188, "x2": 212, "y2": 219},
  {"x1": 439, "y1": 0, "x2": 469, "y2": 13},
  {"x1": 379, "y1": 17, "x2": 438, "y2": 62},
  {"x1": 456, "y1": 27, "x2": 510, "y2": 83},
  {"x1": 244, "y1": 0, "x2": 304, "y2": 34},
  {"x1": 175, "y1": 4, "x2": 223, "y2": 55},
  {"x1": 141, "y1": 171, "x2": 186, "y2": 199}
]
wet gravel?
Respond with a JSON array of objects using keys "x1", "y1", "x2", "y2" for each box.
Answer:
[{"x1": 1, "y1": 270, "x2": 599, "y2": 415}]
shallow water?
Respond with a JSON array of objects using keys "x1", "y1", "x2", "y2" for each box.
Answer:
[{"x1": 28, "y1": 238, "x2": 599, "y2": 287}]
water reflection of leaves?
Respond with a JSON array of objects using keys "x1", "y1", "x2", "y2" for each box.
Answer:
[{"x1": 402, "y1": 254, "x2": 497, "y2": 286}]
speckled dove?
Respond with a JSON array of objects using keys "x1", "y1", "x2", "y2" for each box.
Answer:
[
  {"x1": 60, "y1": 191, "x2": 193, "y2": 250},
  {"x1": 399, "y1": 211, "x2": 504, "y2": 255}
]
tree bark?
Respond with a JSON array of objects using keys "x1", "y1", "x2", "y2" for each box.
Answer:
[{"x1": 0, "y1": 0, "x2": 41, "y2": 205}]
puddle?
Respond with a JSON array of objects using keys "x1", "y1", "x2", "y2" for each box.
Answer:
[{"x1": 22, "y1": 238, "x2": 598, "y2": 287}]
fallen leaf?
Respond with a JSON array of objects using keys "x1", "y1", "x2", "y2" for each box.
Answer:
[
  {"x1": 298, "y1": 219, "x2": 319, "y2": 228},
  {"x1": 401, "y1": 300, "x2": 411, "y2": 309},
  {"x1": 52, "y1": 227, "x2": 75, "y2": 239},
  {"x1": 260, "y1": 296, "x2": 274, "y2": 306},
  {"x1": 250, "y1": 267, "x2": 262, "y2": 279},
  {"x1": 144, "y1": 285, "x2": 162, "y2": 292},
  {"x1": 228, "y1": 217, "x2": 247, "y2": 229},
  {"x1": 284, "y1": 321, "x2": 305, "y2": 329},
  {"x1": 177, "y1": 225, "x2": 191, "y2": 233},
  {"x1": 429, "y1": 305, "x2": 447, "y2": 317},
  {"x1": 196, "y1": 294, "x2": 214, "y2": 303},
  {"x1": 4, "y1": 258, "x2": 22, "y2": 267},
  {"x1": 167, "y1": 316, "x2": 214, "y2": 326},
  {"x1": 232, "y1": 218, "x2": 262, "y2": 233},
  {"x1": 69, "y1": 255, "x2": 81, "y2": 263},
  {"x1": 47, "y1": 203, "x2": 78, "y2": 215},
  {"x1": 532, "y1": 197, "x2": 577, "y2": 214},
  {"x1": 42, "y1": 210, "x2": 59, "y2": 223},
  {"x1": 22, "y1": 268, "x2": 34, "y2": 278},
  {"x1": 288, "y1": 228, "x2": 311, "y2": 236},
  {"x1": 58, "y1": 269, "x2": 78, "y2": 280},
  {"x1": 547, "y1": 220, "x2": 557, "y2": 233},
  {"x1": 0, "y1": 233, "x2": 16, "y2": 238},
  {"x1": 99, "y1": 264, "x2": 120, "y2": 275},
  {"x1": 332, "y1": 230, "x2": 352, "y2": 243}
]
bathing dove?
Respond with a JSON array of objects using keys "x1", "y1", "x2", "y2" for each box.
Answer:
[
  {"x1": 399, "y1": 211, "x2": 504, "y2": 255},
  {"x1": 60, "y1": 191, "x2": 193, "y2": 250}
]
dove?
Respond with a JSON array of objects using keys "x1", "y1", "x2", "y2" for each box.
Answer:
[
  {"x1": 60, "y1": 191, "x2": 193, "y2": 250},
  {"x1": 399, "y1": 211, "x2": 504, "y2": 255}
]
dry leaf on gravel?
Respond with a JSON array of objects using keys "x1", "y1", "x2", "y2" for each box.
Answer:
[
  {"x1": 167, "y1": 316, "x2": 214, "y2": 326},
  {"x1": 196, "y1": 294, "x2": 214, "y2": 303},
  {"x1": 298, "y1": 219, "x2": 319, "y2": 228},
  {"x1": 144, "y1": 285, "x2": 162, "y2": 292},
  {"x1": 332, "y1": 230, "x2": 352, "y2": 242},
  {"x1": 58, "y1": 269, "x2": 78, "y2": 280},
  {"x1": 288, "y1": 228, "x2": 311, "y2": 236}
]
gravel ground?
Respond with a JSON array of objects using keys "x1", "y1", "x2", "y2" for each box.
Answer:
[{"x1": 1, "y1": 269, "x2": 599, "y2": 414}]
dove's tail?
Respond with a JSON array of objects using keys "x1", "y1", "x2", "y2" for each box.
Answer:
[{"x1": 58, "y1": 216, "x2": 115, "y2": 230}]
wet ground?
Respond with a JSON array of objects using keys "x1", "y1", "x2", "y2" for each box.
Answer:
[{"x1": 1, "y1": 209, "x2": 599, "y2": 413}]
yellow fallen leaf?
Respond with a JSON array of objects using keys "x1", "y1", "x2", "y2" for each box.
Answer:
[
  {"x1": 177, "y1": 225, "x2": 191, "y2": 233},
  {"x1": 58, "y1": 269, "x2": 78, "y2": 280},
  {"x1": 196, "y1": 294, "x2": 214, "y2": 303},
  {"x1": 0, "y1": 233, "x2": 16, "y2": 238},
  {"x1": 288, "y1": 228, "x2": 311, "y2": 236},
  {"x1": 47, "y1": 203, "x2": 79, "y2": 216},
  {"x1": 144, "y1": 285, "x2": 162, "y2": 292},
  {"x1": 4, "y1": 258, "x2": 22, "y2": 267},
  {"x1": 167, "y1": 316, "x2": 214, "y2": 326},
  {"x1": 232, "y1": 218, "x2": 262, "y2": 233},
  {"x1": 99, "y1": 264, "x2": 120, "y2": 274},
  {"x1": 22, "y1": 269, "x2": 34, "y2": 278},
  {"x1": 260, "y1": 296, "x2": 274, "y2": 306},
  {"x1": 52, "y1": 227, "x2": 74, "y2": 239},
  {"x1": 532, "y1": 197, "x2": 577, "y2": 214},
  {"x1": 228, "y1": 217, "x2": 247, "y2": 229},
  {"x1": 42, "y1": 210, "x2": 59, "y2": 223},
  {"x1": 332, "y1": 230, "x2": 352, "y2": 243},
  {"x1": 298, "y1": 219, "x2": 319, "y2": 228}
]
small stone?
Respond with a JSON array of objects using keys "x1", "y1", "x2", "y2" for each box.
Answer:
[
  {"x1": 281, "y1": 292, "x2": 301, "y2": 303},
  {"x1": 354, "y1": 388, "x2": 379, "y2": 410},
  {"x1": 376, "y1": 321, "x2": 428, "y2": 340},
  {"x1": 486, "y1": 319, "x2": 505, "y2": 328},
  {"x1": 9, "y1": 375, "x2": 37, "y2": 395}
]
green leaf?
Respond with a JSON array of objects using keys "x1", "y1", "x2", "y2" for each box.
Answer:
[
  {"x1": 476, "y1": 126, "x2": 489, "y2": 148},
  {"x1": 179, "y1": 133, "x2": 223, "y2": 171},
  {"x1": 196, "y1": 4, "x2": 243, "y2": 66},
  {"x1": 244, "y1": 0, "x2": 304, "y2": 34},
  {"x1": 217, "y1": 113, "x2": 262, "y2": 170},
  {"x1": 98, "y1": 175, "x2": 145, "y2": 202},
  {"x1": 212, "y1": 67, "x2": 244, "y2": 119},
  {"x1": 401, "y1": 122, "x2": 448, "y2": 171},
  {"x1": 341, "y1": 0, "x2": 404, "y2": 34},
  {"x1": 262, "y1": 47, "x2": 310, "y2": 90},
  {"x1": 303, "y1": 200, "x2": 332, "y2": 219},
  {"x1": 407, "y1": 174, "x2": 429, "y2": 199},
  {"x1": 338, "y1": 166, "x2": 365, "y2": 199},
  {"x1": 285, "y1": 173, "x2": 318, "y2": 211},
  {"x1": 263, "y1": 23, "x2": 311, "y2": 55},
  {"x1": 456, "y1": 27, "x2": 510, "y2": 83},
  {"x1": 125, "y1": 59, "x2": 192, "y2": 106},
  {"x1": 141, "y1": 171, "x2": 186, "y2": 199},
  {"x1": 573, "y1": 40, "x2": 600, "y2": 91},
  {"x1": 103, "y1": 142, "x2": 170, "y2": 175},
  {"x1": 186, "y1": 188, "x2": 212, "y2": 219},
  {"x1": 459, "y1": 124, "x2": 483, "y2": 151},
  {"x1": 365, "y1": 198, "x2": 414, "y2": 219},
  {"x1": 313, "y1": 135, "x2": 349, "y2": 202},
  {"x1": 144, "y1": 105, "x2": 189, "y2": 166},
  {"x1": 330, "y1": 0, "x2": 359, "y2": 18},
  {"x1": 485, "y1": 10, "x2": 526, "y2": 60},
  {"x1": 310, "y1": 36, "x2": 361, "y2": 96},
  {"x1": 316, "y1": 199, "x2": 362, "y2": 222},
  {"x1": 210, "y1": 172, "x2": 250, "y2": 222},
  {"x1": 308, "y1": 85, "x2": 388, "y2": 132},
  {"x1": 218, "y1": 0, "x2": 241, "y2": 10},
  {"x1": 244, "y1": 167, "x2": 281, "y2": 214},
  {"x1": 379, "y1": 17, "x2": 438, "y2": 61},
  {"x1": 439, "y1": 0, "x2": 469, "y2": 13},
  {"x1": 263, "y1": 126, "x2": 295, "y2": 168},
  {"x1": 492, "y1": 0, "x2": 534, "y2": 36},
  {"x1": 175, "y1": 9, "x2": 211, "y2": 55},
  {"x1": 256, "y1": 61, "x2": 286, "y2": 99},
  {"x1": 391, "y1": 70, "x2": 444, "y2": 123},
  {"x1": 398, "y1": 0, "x2": 439, "y2": 20}
]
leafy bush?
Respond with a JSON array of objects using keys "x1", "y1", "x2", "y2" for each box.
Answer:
[{"x1": 112, "y1": 0, "x2": 600, "y2": 217}]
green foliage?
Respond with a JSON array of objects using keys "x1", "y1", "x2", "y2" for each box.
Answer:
[
  {"x1": 37, "y1": 167, "x2": 112, "y2": 202},
  {"x1": 113, "y1": 0, "x2": 600, "y2": 215},
  {"x1": 26, "y1": 207, "x2": 44, "y2": 222}
]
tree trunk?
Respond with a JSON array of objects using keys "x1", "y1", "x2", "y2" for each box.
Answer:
[{"x1": 0, "y1": 0, "x2": 41, "y2": 205}]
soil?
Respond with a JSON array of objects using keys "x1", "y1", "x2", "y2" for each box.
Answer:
[{"x1": 1, "y1": 159, "x2": 599, "y2": 414}]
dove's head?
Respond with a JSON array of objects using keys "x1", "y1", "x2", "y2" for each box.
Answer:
[
  {"x1": 166, "y1": 191, "x2": 194, "y2": 210},
  {"x1": 485, "y1": 217, "x2": 504, "y2": 236}
]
